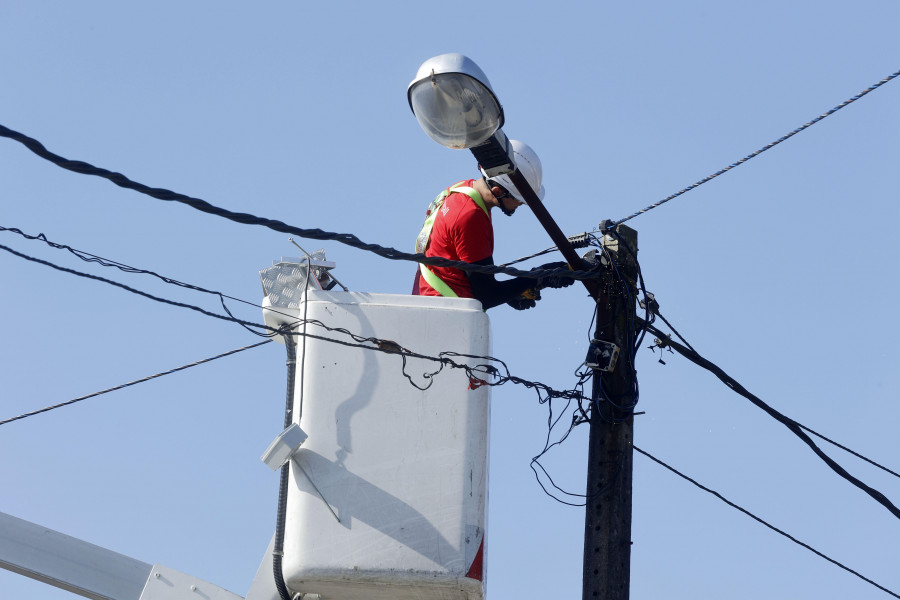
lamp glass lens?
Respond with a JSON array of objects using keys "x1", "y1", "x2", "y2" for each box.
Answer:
[{"x1": 409, "y1": 73, "x2": 501, "y2": 149}]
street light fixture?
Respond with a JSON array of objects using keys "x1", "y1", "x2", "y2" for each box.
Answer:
[
  {"x1": 407, "y1": 53, "x2": 503, "y2": 150},
  {"x1": 408, "y1": 53, "x2": 515, "y2": 176}
]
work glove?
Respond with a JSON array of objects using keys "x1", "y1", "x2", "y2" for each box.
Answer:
[
  {"x1": 532, "y1": 261, "x2": 575, "y2": 289},
  {"x1": 507, "y1": 288, "x2": 541, "y2": 310}
]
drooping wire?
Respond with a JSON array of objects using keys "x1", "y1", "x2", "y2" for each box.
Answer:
[
  {"x1": 0, "y1": 224, "x2": 274, "y2": 339},
  {"x1": 2, "y1": 224, "x2": 600, "y2": 502},
  {"x1": 19, "y1": 222, "x2": 898, "y2": 509},
  {"x1": 612, "y1": 68, "x2": 900, "y2": 227},
  {"x1": 634, "y1": 445, "x2": 900, "y2": 600},
  {"x1": 645, "y1": 319, "x2": 900, "y2": 522},
  {"x1": 0, "y1": 124, "x2": 593, "y2": 283},
  {"x1": 0, "y1": 340, "x2": 272, "y2": 426},
  {"x1": 529, "y1": 364, "x2": 595, "y2": 506},
  {"x1": 0, "y1": 242, "x2": 273, "y2": 334},
  {"x1": 1, "y1": 242, "x2": 590, "y2": 414}
]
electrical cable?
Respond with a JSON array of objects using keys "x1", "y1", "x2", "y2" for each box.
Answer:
[
  {"x1": 634, "y1": 445, "x2": 900, "y2": 599},
  {"x1": 0, "y1": 224, "x2": 275, "y2": 338},
  {"x1": 645, "y1": 320, "x2": 900, "y2": 522},
  {"x1": 1, "y1": 224, "x2": 236, "y2": 296},
  {"x1": 0, "y1": 242, "x2": 273, "y2": 335},
  {"x1": 1, "y1": 223, "x2": 301, "y2": 339},
  {"x1": 585, "y1": 233, "x2": 644, "y2": 423},
  {"x1": 0, "y1": 124, "x2": 592, "y2": 283},
  {"x1": 498, "y1": 233, "x2": 593, "y2": 268},
  {"x1": 612, "y1": 67, "x2": 900, "y2": 227},
  {"x1": 529, "y1": 369, "x2": 595, "y2": 506},
  {"x1": 795, "y1": 423, "x2": 900, "y2": 481},
  {"x1": 1, "y1": 243, "x2": 588, "y2": 418},
  {"x1": 0, "y1": 340, "x2": 271, "y2": 426},
  {"x1": 21, "y1": 221, "x2": 897, "y2": 507},
  {"x1": 272, "y1": 328, "x2": 296, "y2": 600},
  {"x1": 3, "y1": 225, "x2": 598, "y2": 503}
]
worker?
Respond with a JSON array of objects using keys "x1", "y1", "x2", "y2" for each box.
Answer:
[{"x1": 413, "y1": 139, "x2": 573, "y2": 310}]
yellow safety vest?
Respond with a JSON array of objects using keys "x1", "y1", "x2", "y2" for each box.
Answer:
[{"x1": 415, "y1": 182, "x2": 489, "y2": 298}]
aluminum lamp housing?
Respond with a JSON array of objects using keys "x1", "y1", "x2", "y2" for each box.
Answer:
[{"x1": 408, "y1": 53, "x2": 504, "y2": 149}]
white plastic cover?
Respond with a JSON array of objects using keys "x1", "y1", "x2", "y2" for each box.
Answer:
[{"x1": 275, "y1": 291, "x2": 491, "y2": 600}]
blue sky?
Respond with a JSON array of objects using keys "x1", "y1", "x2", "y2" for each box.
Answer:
[{"x1": 2, "y1": 2, "x2": 900, "y2": 599}]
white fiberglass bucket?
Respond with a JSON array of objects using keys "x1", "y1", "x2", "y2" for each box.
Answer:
[{"x1": 265, "y1": 291, "x2": 491, "y2": 600}]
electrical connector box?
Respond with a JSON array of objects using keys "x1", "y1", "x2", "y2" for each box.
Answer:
[
  {"x1": 586, "y1": 339, "x2": 620, "y2": 372},
  {"x1": 261, "y1": 423, "x2": 308, "y2": 471}
]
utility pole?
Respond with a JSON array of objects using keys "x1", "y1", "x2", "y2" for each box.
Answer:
[{"x1": 583, "y1": 224, "x2": 638, "y2": 600}]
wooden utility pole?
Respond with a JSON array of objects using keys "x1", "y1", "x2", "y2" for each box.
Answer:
[
  {"x1": 507, "y1": 166, "x2": 638, "y2": 599},
  {"x1": 583, "y1": 224, "x2": 638, "y2": 600}
]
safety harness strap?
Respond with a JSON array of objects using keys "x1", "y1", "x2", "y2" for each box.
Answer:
[{"x1": 415, "y1": 182, "x2": 489, "y2": 298}]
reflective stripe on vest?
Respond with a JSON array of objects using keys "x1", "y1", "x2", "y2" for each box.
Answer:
[{"x1": 415, "y1": 182, "x2": 488, "y2": 298}]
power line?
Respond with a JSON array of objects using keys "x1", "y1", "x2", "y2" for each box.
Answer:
[
  {"x1": 0, "y1": 225, "x2": 225, "y2": 295},
  {"x1": 1, "y1": 241, "x2": 589, "y2": 411},
  {"x1": 0, "y1": 124, "x2": 591, "y2": 283},
  {"x1": 0, "y1": 340, "x2": 272, "y2": 426},
  {"x1": 15, "y1": 222, "x2": 900, "y2": 508},
  {"x1": 4, "y1": 223, "x2": 612, "y2": 504},
  {"x1": 796, "y1": 423, "x2": 900, "y2": 480},
  {"x1": 3, "y1": 225, "x2": 595, "y2": 504},
  {"x1": 634, "y1": 445, "x2": 900, "y2": 599},
  {"x1": 612, "y1": 67, "x2": 900, "y2": 228},
  {"x1": 0, "y1": 224, "x2": 272, "y2": 337},
  {"x1": 0, "y1": 242, "x2": 271, "y2": 333},
  {"x1": 645, "y1": 320, "x2": 900, "y2": 522}
]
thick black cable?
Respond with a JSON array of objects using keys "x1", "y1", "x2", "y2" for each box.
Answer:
[
  {"x1": 634, "y1": 445, "x2": 900, "y2": 599},
  {"x1": 0, "y1": 124, "x2": 592, "y2": 283},
  {"x1": 646, "y1": 322, "x2": 900, "y2": 522},
  {"x1": 652, "y1": 308, "x2": 695, "y2": 353},
  {"x1": 0, "y1": 341, "x2": 271, "y2": 426},
  {"x1": 613, "y1": 68, "x2": 900, "y2": 227},
  {"x1": 796, "y1": 423, "x2": 900, "y2": 481}
]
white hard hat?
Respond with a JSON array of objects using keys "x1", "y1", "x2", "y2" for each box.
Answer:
[{"x1": 481, "y1": 139, "x2": 545, "y2": 202}]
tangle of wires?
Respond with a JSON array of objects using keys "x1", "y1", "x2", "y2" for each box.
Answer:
[
  {"x1": 0, "y1": 226, "x2": 591, "y2": 428},
  {"x1": 3, "y1": 221, "x2": 621, "y2": 508},
  {"x1": 528, "y1": 362, "x2": 595, "y2": 506},
  {"x1": 528, "y1": 226, "x2": 655, "y2": 504},
  {"x1": 578, "y1": 227, "x2": 653, "y2": 425}
]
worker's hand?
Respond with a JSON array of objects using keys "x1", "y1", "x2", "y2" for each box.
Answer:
[
  {"x1": 532, "y1": 261, "x2": 575, "y2": 289},
  {"x1": 507, "y1": 288, "x2": 541, "y2": 310}
]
